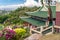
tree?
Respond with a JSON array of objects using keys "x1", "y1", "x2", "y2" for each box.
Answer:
[
  {"x1": 1, "y1": 7, "x2": 39, "y2": 26},
  {"x1": 0, "y1": 15, "x2": 9, "y2": 23}
]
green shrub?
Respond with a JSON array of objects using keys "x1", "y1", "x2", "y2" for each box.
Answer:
[
  {"x1": 0, "y1": 24, "x2": 4, "y2": 30},
  {"x1": 14, "y1": 28, "x2": 26, "y2": 40}
]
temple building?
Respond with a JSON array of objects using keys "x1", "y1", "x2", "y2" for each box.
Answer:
[
  {"x1": 20, "y1": 0, "x2": 60, "y2": 34},
  {"x1": 20, "y1": 3, "x2": 56, "y2": 30},
  {"x1": 21, "y1": 6, "x2": 56, "y2": 28}
]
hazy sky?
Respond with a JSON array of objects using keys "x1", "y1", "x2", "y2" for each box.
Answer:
[
  {"x1": 0, "y1": 0, "x2": 58, "y2": 9},
  {"x1": 0, "y1": 0, "x2": 26, "y2": 5},
  {"x1": 57, "y1": 0, "x2": 60, "y2": 2},
  {"x1": 0, "y1": 0, "x2": 42, "y2": 9}
]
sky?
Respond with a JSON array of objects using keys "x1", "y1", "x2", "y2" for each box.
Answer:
[
  {"x1": 57, "y1": 0, "x2": 60, "y2": 2},
  {"x1": 0, "y1": 0, "x2": 42, "y2": 10},
  {"x1": 0, "y1": 0, "x2": 59, "y2": 10},
  {"x1": 0, "y1": 0, "x2": 26, "y2": 5}
]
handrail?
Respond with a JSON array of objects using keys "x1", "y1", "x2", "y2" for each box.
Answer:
[
  {"x1": 31, "y1": 29, "x2": 41, "y2": 34},
  {"x1": 30, "y1": 26, "x2": 53, "y2": 34},
  {"x1": 36, "y1": 27, "x2": 40, "y2": 29},
  {"x1": 42, "y1": 26, "x2": 52, "y2": 32}
]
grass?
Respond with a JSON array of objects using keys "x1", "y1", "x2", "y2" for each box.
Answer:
[{"x1": 40, "y1": 34, "x2": 60, "y2": 40}]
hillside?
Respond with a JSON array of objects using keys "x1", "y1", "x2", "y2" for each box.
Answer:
[
  {"x1": 0, "y1": 10, "x2": 10, "y2": 15},
  {"x1": 0, "y1": 7, "x2": 40, "y2": 25}
]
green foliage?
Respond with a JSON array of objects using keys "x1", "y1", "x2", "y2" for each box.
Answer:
[
  {"x1": 0, "y1": 6, "x2": 39, "y2": 26},
  {"x1": 0, "y1": 37, "x2": 5, "y2": 40},
  {"x1": 0, "y1": 15, "x2": 9, "y2": 23},
  {"x1": 14, "y1": 28, "x2": 26, "y2": 40},
  {"x1": 24, "y1": 27, "x2": 30, "y2": 38},
  {"x1": 0, "y1": 25, "x2": 4, "y2": 30},
  {"x1": 14, "y1": 28, "x2": 26, "y2": 37}
]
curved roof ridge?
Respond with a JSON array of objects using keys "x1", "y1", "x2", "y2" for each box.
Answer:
[
  {"x1": 25, "y1": 5, "x2": 48, "y2": 14},
  {"x1": 41, "y1": 5, "x2": 48, "y2": 11}
]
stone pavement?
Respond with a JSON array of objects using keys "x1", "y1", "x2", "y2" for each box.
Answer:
[{"x1": 24, "y1": 33, "x2": 42, "y2": 40}]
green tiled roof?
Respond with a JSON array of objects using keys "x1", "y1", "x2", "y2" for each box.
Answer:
[
  {"x1": 26, "y1": 6, "x2": 56, "y2": 18},
  {"x1": 27, "y1": 11, "x2": 48, "y2": 18},
  {"x1": 21, "y1": 18, "x2": 46, "y2": 26}
]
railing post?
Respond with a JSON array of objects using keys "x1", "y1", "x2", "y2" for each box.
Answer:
[
  {"x1": 30, "y1": 26, "x2": 32, "y2": 34},
  {"x1": 52, "y1": 21, "x2": 55, "y2": 33},
  {"x1": 28, "y1": 24, "x2": 29, "y2": 28},
  {"x1": 52, "y1": 26, "x2": 54, "y2": 33},
  {"x1": 40, "y1": 26, "x2": 43, "y2": 35}
]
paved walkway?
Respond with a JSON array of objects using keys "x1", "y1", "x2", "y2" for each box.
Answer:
[{"x1": 24, "y1": 34, "x2": 42, "y2": 40}]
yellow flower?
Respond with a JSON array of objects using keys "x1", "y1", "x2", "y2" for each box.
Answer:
[{"x1": 14, "y1": 28, "x2": 26, "y2": 37}]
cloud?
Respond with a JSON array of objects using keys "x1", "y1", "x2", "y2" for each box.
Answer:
[
  {"x1": 0, "y1": 4, "x2": 25, "y2": 10},
  {"x1": 0, "y1": 0, "x2": 42, "y2": 10},
  {"x1": 0, "y1": 4, "x2": 24, "y2": 8},
  {"x1": 56, "y1": 0, "x2": 60, "y2": 2},
  {"x1": 24, "y1": 0, "x2": 42, "y2": 7}
]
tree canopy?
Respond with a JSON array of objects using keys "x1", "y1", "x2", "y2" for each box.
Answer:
[{"x1": 0, "y1": 6, "x2": 39, "y2": 26}]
